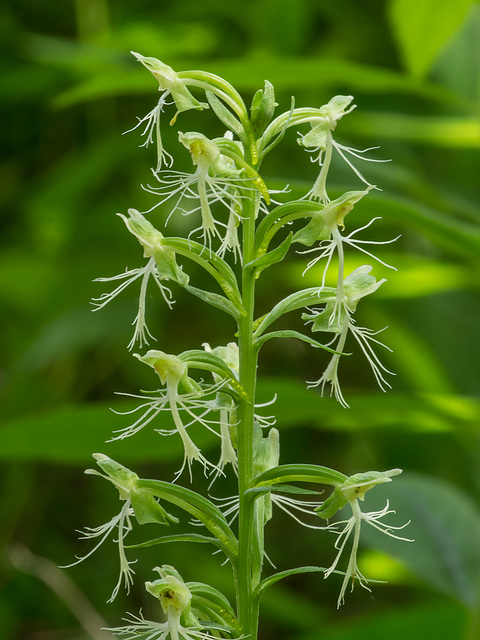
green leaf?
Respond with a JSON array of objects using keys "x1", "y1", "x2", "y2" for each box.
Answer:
[
  {"x1": 0, "y1": 402, "x2": 182, "y2": 465},
  {"x1": 126, "y1": 533, "x2": 223, "y2": 550},
  {"x1": 254, "y1": 566, "x2": 328, "y2": 600},
  {"x1": 185, "y1": 284, "x2": 243, "y2": 320},
  {"x1": 252, "y1": 463, "x2": 347, "y2": 488},
  {"x1": 246, "y1": 484, "x2": 321, "y2": 497},
  {"x1": 254, "y1": 329, "x2": 346, "y2": 354},
  {"x1": 343, "y1": 112, "x2": 480, "y2": 147},
  {"x1": 206, "y1": 90, "x2": 245, "y2": 141},
  {"x1": 246, "y1": 232, "x2": 293, "y2": 276},
  {"x1": 161, "y1": 237, "x2": 244, "y2": 312},
  {"x1": 389, "y1": 0, "x2": 475, "y2": 78},
  {"x1": 254, "y1": 201, "x2": 320, "y2": 257},
  {"x1": 136, "y1": 478, "x2": 238, "y2": 558},
  {"x1": 179, "y1": 349, "x2": 247, "y2": 401},
  {"x1": 253, "y1": 288, "x2": 336, "y2": 338},
  {"x1": 256, "y1": 378, "x2": 480, "y2": 434},
  {"x1": 362, "y1": 473, "x2": 480, "y2": 608}
]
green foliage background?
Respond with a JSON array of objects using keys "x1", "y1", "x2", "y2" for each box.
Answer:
[{"x1": 1, "y1": 0, "x2": 480, "y2": 639}]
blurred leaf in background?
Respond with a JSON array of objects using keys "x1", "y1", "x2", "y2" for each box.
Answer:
[{"x1": 1, "y1": 0, "x2": 479, "y2": 639}]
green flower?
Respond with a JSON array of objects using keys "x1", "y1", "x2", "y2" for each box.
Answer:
[
  {"x1": 303, "y1": 266, "x2": 392, "y2": 407},
  {"x1": 316, "y1": 469, "x2": 411, "y2": 607},
  {"x1": 144, "y1": 132, "x2": 249, "y2": 258},
  {"x1": 92, "y1": 209, "x2": 188, "y2": 350},
  {"x1": 108, "y1": 566, "x2": 219, "y2": 640},
  {"x1": 297, "y1": 95, "x2": 388, "y2": 202},
  {"x1": 62, "y1": 454, "x2": 177, "y2": 602},
  {"x1": 127, "y1": 53, "x2": 208, "y2": 172}
]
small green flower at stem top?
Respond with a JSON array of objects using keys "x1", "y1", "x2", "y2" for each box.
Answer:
[
  {"x1": 92, "y1": 209, "x2": 188, "y2": 350},
  {"x1": 108, "y1": 565, "x2": 224, "y2": 640},
  {"x1": 62, "y1": 454, "x2": 177, "y2": 602},
  {"x1": 303, "y1": 265, "x2": 393, "y2": 407},
  {"x1": 316, "y1": 468, "x2": 411, "y2": 607},
  {"x1": 128, "y1": 52, "x2": 208, "y2": 172}
]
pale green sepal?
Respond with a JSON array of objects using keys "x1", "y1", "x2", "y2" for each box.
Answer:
[
  {"x1": 341, "y1": 468, "x2": 402, "y2": 502},
  {"x1": 253, "y1": 463, "x2": 347, "y2": 488},
  {"x1": 250, "y1": 80, "x2": 277, "y2": 136},
  {"x1": 315, "y1": 468, "x2": 402, "y2": 519},
  {"x1": 302, "y1": 304, "x2": 345, "y2": 334},
  {"x1": 130, "y1": 490, "x2": 179, "y2": 526},
  {"x1": 206, "y1": 91, "x2": 245, "y2": 142},
  {"x1": 136, "y1": 478, "x2": 238, "y2": 558},
  {"x1": 120, "y1": 210, "x2": 189, "y2": 286},
  {"x1": 293, "y1": 189, "x2": 372, "y2": 246},
  {"x1": 254, "y1": 329, "x2": 348, "y2": 354},
  {"x1": 154, "y1": 245, "x2": 189, "y2": 287},
  {"x1": 315, "y1": 486, "x2": 347, "y2": 519},
  {"x1": 292, "y1": 213, "x2": 330, "y2": 247},
  {"x1": 253, "y1": 287, "x2": 336, "y2": 338},
  {"x1": 90, "y1": 454, "x2": 179, "y2": 526},
  {"x1": 146, "y1": 573, "x2": 192, "y2": 615},
  {"x1": 185, "y1": 284, "x2": 244, "y2": 320}
]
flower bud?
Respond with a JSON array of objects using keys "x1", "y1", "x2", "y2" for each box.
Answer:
[{"x1": 250, "y1": 80, "x2": 277, "y2": 135}]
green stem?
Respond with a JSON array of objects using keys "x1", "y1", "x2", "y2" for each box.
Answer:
[{"x1": 236, "y1": 182, "x2": 261, "y2": 640}]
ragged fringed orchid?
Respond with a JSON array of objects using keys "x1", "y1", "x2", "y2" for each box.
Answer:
[{"x1": 65, "y1": 52, "x2": 411, "y2": 640}]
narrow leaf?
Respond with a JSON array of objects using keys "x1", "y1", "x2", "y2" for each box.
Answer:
[
  {"x1": 254, "y1": 566, "x2": 328, "y2": 600},
  {"x1": 161, "y1": 237, "x2": 244, "y2": 311},
  {"x1": 246, "y1": 233, "x2": 293, "y2": 276},
  {"x1": 253, "y1": 287, "x2": 336, "y2": 338},
  {"x1": 254, "y1": 329, "x2": 347, "y2": 354},
  {"x1": 206, "y1": 90, "x2": 245, "y2": 140},
  {"x1": 126, "y1": 533, "x2": 222, "y2": 550},
  {"x1": 253, "y1": 463, "x2": 347, "y2": 488},
  {"x1": 136, "y1": 479, "x2": 238, "y2": 558},
  {"x1": 185, "y1": 284, "x2": 243, "y2": 320}
]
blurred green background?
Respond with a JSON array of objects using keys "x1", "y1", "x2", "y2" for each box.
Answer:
[{"x1": 1, "y1": 0, "x2": 480, "y2": 639}]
